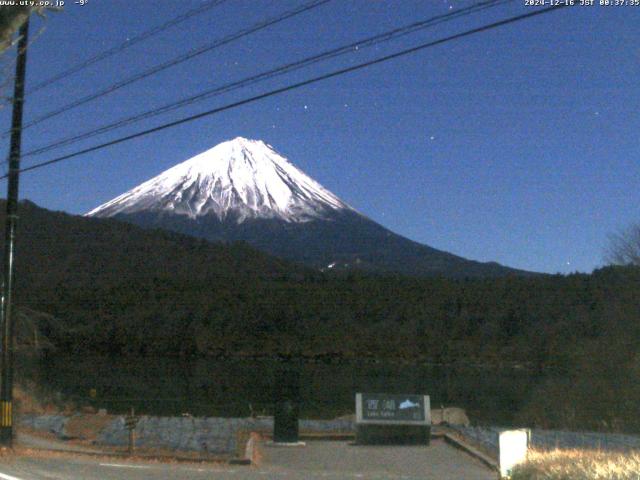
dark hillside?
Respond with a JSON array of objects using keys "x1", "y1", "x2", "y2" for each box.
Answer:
[
  {"x1": 2, "y1": 200, "x2": 640, "y2": 431},
  {"x1": 114, "y1": 208, "x2": 535, "y2": 278}
]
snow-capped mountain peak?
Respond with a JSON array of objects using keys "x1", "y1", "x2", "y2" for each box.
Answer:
[{"x1": 87, "y1": 137, "x2": 352, "y2": 223}]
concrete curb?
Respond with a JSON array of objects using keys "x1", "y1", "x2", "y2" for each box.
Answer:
[
  {"x1": 438, "y1": 428, "x2": 499, "y2": 472},
  {"x1": 300, "y1": 432, "x2": 354, "y2": 441}
]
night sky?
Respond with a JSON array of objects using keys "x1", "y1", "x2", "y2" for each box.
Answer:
[{"x1": 0, "y1": 0, "x2": 637, "y2": 274}]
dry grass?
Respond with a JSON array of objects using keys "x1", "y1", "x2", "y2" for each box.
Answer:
[
  {"x1": 14, "y1": 383, "x2": 57, "y2": 415},
  {"x1": 510, "y1": 448, "x2": 640, "y2": 480},
  {"x1": 14, "y1": 382, "x2": 77, "y2": 415}
]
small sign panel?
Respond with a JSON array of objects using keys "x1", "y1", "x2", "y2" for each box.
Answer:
[{"x1": 356, "y1": 393, "x2": 430, "y2": 426}]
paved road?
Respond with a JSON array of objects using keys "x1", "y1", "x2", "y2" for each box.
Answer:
[
  {"x1": 0, "y1": 439, "x2": 495, "y2": 479},
  {"x1": 0, "y1": 456, "x2": 243, "y2": 480},
  {"x1": 261, "y1": 439, "x2": 495, "y2": 479}
]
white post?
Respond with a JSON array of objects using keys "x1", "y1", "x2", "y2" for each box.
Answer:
[{"x1": 499, "y1": 429, "x2": 530, "y2": 478}]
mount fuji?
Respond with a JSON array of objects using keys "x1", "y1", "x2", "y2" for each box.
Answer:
[{"x1": 87, "y1": 137, "x2": 527, "y2": 277}]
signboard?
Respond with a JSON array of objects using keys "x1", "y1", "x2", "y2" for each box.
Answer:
[{"x1": 356, "y1": 393, "x2": 430, "y2": 426}]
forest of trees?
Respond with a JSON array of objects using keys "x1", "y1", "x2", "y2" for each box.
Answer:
[{"x1": 5, "y1": 201, "x2": 640, "y2": 432}]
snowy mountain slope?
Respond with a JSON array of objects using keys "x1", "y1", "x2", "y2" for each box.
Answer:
[
  {"x1": 87, "y1": 137, "x2": 532, "y2": 278},
  {"x1": 87, "y1": 137, "x2": 352, "y2": 223}
]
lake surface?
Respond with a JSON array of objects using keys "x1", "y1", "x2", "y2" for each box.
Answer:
[{"x1": 18, "y1": 354, "x2": 548, "y2": 425}]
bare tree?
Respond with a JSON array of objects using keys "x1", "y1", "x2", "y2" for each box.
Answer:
[
  {"x1": 0, "y1": 6, "x2": 59, "y2": 111},
  {"x1": 606, "y1": 224, "x2": 640, "y2": 266},
  {"x1": 0, "y1": 5, "x2": 59, "y2": 56},
  {"x1": 0, "y1": 6, "x2": 32, "y2": 55}
]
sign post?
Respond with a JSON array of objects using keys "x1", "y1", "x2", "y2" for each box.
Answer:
[
  {"x1": 355, "y1": 393, "x2": 431, "y2": 445},
  {"x1": 125, "y1": 407, "x2": 139, "y2": 455}
]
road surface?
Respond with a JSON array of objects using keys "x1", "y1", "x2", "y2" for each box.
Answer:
[{"x1": 0, "y1": 438, "x2": 495, "y2": 479}]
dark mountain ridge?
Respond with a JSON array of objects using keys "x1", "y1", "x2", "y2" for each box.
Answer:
[{"x1": 116, "y1": 208, "x2": 531, "y2": 278}]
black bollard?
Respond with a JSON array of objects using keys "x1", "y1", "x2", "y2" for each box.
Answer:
[{"x1": 273, "y1": 365, "x2": 300, "y2": 443}]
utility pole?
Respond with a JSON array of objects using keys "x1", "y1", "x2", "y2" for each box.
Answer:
[{"x1": 0, "y1": 18, "x2": 29, "y2": 447}]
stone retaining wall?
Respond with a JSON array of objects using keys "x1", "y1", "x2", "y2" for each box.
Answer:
[
  {"x1": 19, "y1": 414, "x2": 354, "y2": 454},
  {"x1": 19, "y1": 414, "x2": 68, "y2": 438},
  {"x1": 22, "y1": 414, "x2": 639, "y2": 456}
]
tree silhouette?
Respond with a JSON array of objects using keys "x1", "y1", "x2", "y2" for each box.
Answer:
[{"x1": 606, "y1": 224, "x2": 640, "y2": 266}]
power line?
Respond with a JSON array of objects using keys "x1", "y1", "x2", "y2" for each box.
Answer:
[
  {"x1": 2, "y1": 0, "x2": 331, "y2": 137},
  {"x1": 22, "y1": 0, "x2": 512, "y2": 159},
  {"x1": 25, "y1": 0, "x2": 229, "y2": 96},
  {"x1": 2, "y1": 5, "x2": 567, "y2": 181}
]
